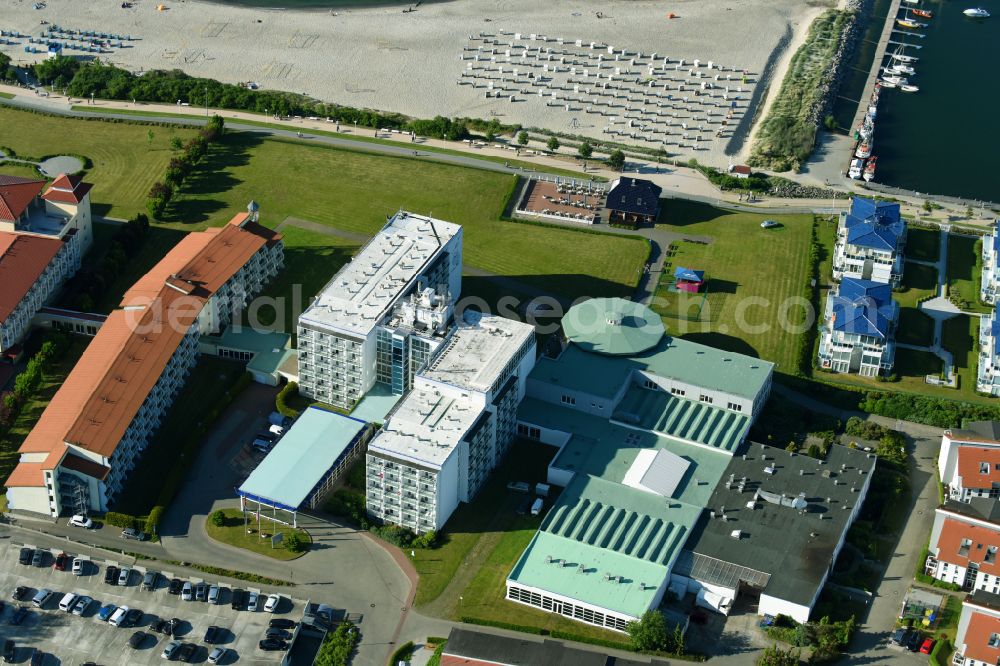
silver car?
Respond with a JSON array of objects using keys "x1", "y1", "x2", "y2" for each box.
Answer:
[
  {"x1": 208, "y1": 647, "x2": 227, "y2": 664},
  {"x1": 181, "y1": 582, "x2": 193, "y2": 602}
]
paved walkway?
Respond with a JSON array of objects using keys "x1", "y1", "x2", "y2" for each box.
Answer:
[{"x1": 909, "y1": 229, "x2": 960, "y2": 383}]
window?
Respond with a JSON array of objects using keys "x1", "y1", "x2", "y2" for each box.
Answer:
[
  {"x1": 517, "y1": 424, "x2": 540, "y2": 440},
  {"x1": 987, "y1": 546, "x2": 998, "y2": 564},
  {"x1": 560, "y1": 395, "x2": 576, "y2": 406},
  {"x1": 959, "y1": 538, "x2": 973, "y2": 557},
  {"x1": 989, "y1": 633, "x2": 1000, "y2": 648},
  {"x1": 982, "y1": 462, "x2": 991, "y2": 474},
  {"x1": 699, "y1": 394, "x2": 713, "y2": 404},
  {"x1": 643, "y1": 379, "x2": 658, "y2": 390},
  {"x1": 670, "y1": 387, "x2": 685, "y2": 396}
]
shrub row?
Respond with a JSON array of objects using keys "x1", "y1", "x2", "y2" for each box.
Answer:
[
  {"x1": 385, "y1": 641, "x2": 415, "y2": 666},
  {"x1": 147, "y1": 115, "x2": 225, "y2": 218},
  {"x1": 63, "y1": 213, "x2": 150, "y2": 312},
  {"x1": 930, "y1": 638, "x2": 952, "y2": 666},
  {"x1": 160, "y1": 560, "x2": 293, "y2": 587},
  {"x1": 315, "y1": 621, "x2": 359, "y2": 666},
  {"x1": 0, "y1": 332, "x2": 70, "y2": 438},
  {"x1": 459, "y1": 616, "x2": 545, "y2": 634},
  {"x1": 275, "y1": 381, "x2": 300, "y2": 418},
  {"x1": 103, "y1": 511, "x2": 142, "y2": 530}
]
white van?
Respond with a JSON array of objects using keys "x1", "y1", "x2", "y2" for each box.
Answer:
[
  {"x1": 268, "y1": 424, "x2": 285, "y2": 437},
  {"x1": 59, "y1": 592, "x2": 79, "y2": 612},
  {"x1": 32, "y1": 588, "x2": 54, "y2": 608},
  {"x1": 109, "y1": 605, "x2": 130, "y2": 627}
]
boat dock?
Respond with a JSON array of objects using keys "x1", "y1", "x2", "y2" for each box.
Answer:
[{"x1": 850, "y1": 0, "x2": 905, "y2": 133}]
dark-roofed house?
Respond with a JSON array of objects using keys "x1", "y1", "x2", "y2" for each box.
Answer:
[
  {"x1": 440, "y1": 627, "x2": 670, "y2": 666},
  {"x1": 671, "y1": 442, "x2": 876, "y2": 623},
  {"x1": 817, "y1": 277, "x2": 898, "y2": 376},
  {"x1": 833, "y1": 197, "x2": 907, "y2": 286},
  {"x1": 605, "y1": 177, "x2": 662, "y2": 228},
  {"x1": 953, "y1": 590, "x2": 1000, "y2": 666},
  {"x1": 0, "y1": 172, "x2": 95, "y2": 354}
]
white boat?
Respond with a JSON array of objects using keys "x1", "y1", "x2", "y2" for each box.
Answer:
[
  {"x1": 887, "y1": 63, "x2": 915, "y2": 75},
  {"x1": 855, "y1": 138, "x2": 873, "y2": 159},
  {"x1": 863, "y1": 157, "x2": 877, "y2": 182},
  {"x1": 882, "y1": 75, "x2": 908, "y2": 85},
  {"x1": 891, "y1": 53, "x2": 919, "y2": 63},
  {"x1": 900, "y1": 84, "x2": 920, "y2": 92},
  {"x1": 849, "y1": 159, "x2": 864, "y2": 180},
  {"x1": 963, "y1": 7, "x2": 990, "y2": 17},
  {"x1": 879, "y1": 79, "x2": 898, "y2": 88}
]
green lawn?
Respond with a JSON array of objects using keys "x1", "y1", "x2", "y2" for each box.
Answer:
[
  {"x1": 651, "y1": 200, "x2": 815, "y2": 374},
  {"x1": 942, "y1": 315, "x2": 981, "y2": 395},
  {"x1": 896, "y1": 262, "x2": 938, "y2": 309},
  {"x1": 948, "y1": 234, "x2": 989, "y2": 313},
  {"x1": 205, "y1": 508, "x2": 309, "y2": 561},
  {"x1": 0, "y1": 106, "x2": 197, "y2": 219},
  {"x1": 895, "y1": 348, "x2": 943, "y2": 380},
  {"x1": 0, "y1": 92, "x2": 14, "y2": 99},
  {"x1": 896, "y1": 308, "x2": 935, "y2": 347},
  {"x1": 906, "y1": 227, "x2": 941, "y2": 262},
  {"x1": 0, "y1": 162, "x2": 41, "y2": 180}
]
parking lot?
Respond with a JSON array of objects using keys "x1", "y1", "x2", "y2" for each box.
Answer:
[{"x1": 0, "y1": 541, "x2": 299, "y2": 665}]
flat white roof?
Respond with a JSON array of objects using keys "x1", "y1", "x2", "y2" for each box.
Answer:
[
  {"x1": 421, "y1": 315, "x2": 535, "y2": 393},
  {"x1": 299, "y1": 211, "x2": 461, "y2": 338},
  {"x1": 368, "y1": 388, "x2": 481, "y2": 469}
]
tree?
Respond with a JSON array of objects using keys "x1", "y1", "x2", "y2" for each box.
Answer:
[
  {"x1": 284, "y1": 532, "x2": 307, "y2": 553},
  {"x1": 517, "y1": 130, "x2": 529, "y2": 146},
  {"x1": 210, "y1": 510, "x2": 226, "y2": 527},
  {"x1": 823, "y1": 115, "x2": 837, "y2": 131},
  {"x1": 577, "y1": 141, "x2": 593, "y2": 159},
  {"x1": 625, "y1": 609, "x2": 670, "y2": 652},
  {"x1": 966, "y1": 205, "x2": 975, "y2": 219},
  {"x1": 756, "y1": 644, "x2": 800, "y2": 666},
  {"x1": 147, "y1": 129, "x2": 155, "y2": 147},
  {"x1": 608, "y1": 149, "x2": 626, "y2": 171},
  {"x1": 547, "y1": 136, "x2": 560, "y2": 152},
  {"x1": 170, "y1": 136, "x2": 183, "y2": 151},
  {"x1": 672, "y1": 623, "x2": 685, "y2": 656},
  {"x1": 922, "y1": 199, "x2": 933, "y2": 214}
]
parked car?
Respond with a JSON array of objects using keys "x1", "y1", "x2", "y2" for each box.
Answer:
[
  {"x1": 246, "y1": 590, "x2": 259, "y2": 611},
  {"x1": 208, "y1": 584, "x2": 221, "y2": 605},
  {"x1": 258, "y1": 638, "x2": 288, "y2": 651},
  {"x1": 251, "y1": 438, "x2": 273, "y2": 453},
  {"x1": 53, "y1": 552, "x2": 70, "y2": 571},
  {"x1": 11, "y1": 587, "x2": 29, "y2": 602},
  {"x1": 178, "y1": 643, "x2": 197, "y2": 663},
  {"x1": 920, "y1": 638, "x2": 936, "y2": 654},
  {"x1": 123, "y1": 608, "x2": 143, "y2": 627},
  {"x1": 265, "y1": 628, "x2": 292, "y2": 641},
  {"x1": 29, "y1": 649, "x2": 43, "y2": 666},
  {"x1": 128, "y1": 631, "x2": 148, "y2": 649},
  {"x1": 268, "y1": 412, "x2": 292, "y2": 428},
  {"x1": 72, "y1": 558, "x2": 85, "y2": 576},
  {"x1": 30, "y1": 550, "x2": 45, "y2": 568},
  {"x1": 207, "y1": 646, "x2": 228, "y2": 665},
  {"x1": 69, "y1": 514, "x2": 94, "y2": 529},
  {"x1": 152, "y1": 618, "x2": 173, "y2": 636},
  {"x1": 97, "y1": 603, "x2": 117, "y2": 622},
  {"x1": 121, "y1": 528, "x2": 147, "y2": 541},
  {"x1": 204, "y1": 625, "x2": 221, "y2": 644},
  {"x1": 2, "y1": 639, "x2": 13, "y2": 664},
  {"x1": 181, "y1": 582, "x2": 193, "y2": 601},
  {"x1": 168, "y1": 578, "x2": 183, "y2": 595},
  {"x1": 18, "y1": 548, "x2": 33, "y2": 565},
  {"x1": 109, "y1": 605, "x2": 130, "y2": 627},
  {"x1": 229, "y1": 588, "x2": 244, "y2": 610},
  {"x1": 760, "y1": 219, "x2": 780, "y2": 229},
  {"x1": 263, "y1": 593, "x2": 280, "y2": 613},
  {"x1": 268, "y1": 618, "x2": 296, "y2": 630},
  {"x1": 143, "y1": 570, "x2": 159, "y2": 591},
  {"x1": 905, "y1": 631, "x2": 923, "y2": 652},
  {"x1": 58, "y1": 592, "x2": 79, "y2": 612},
  {"x1": 268, "y1": 424, "x2": 285, "y2": 437},
  {"x1": 118, "y1": 566, "x2": 132, "y2": 586},
  {"x1": 105, "y1": 565, "x2": 120, "y2": 585},
  {"x1": 71, "y1": 595, "x2": 92, "y2": 616},
  {"x1": 194, "y1": 582, "x2": 208, "y2": 602},
  {"x1": 256, "y1": 431, "x2": 277, "y2": 442},
  {"x1": 161, "y1": 640, "x2": 182, "y2": 660},
  {"x1": 31, "y1": 589, "x2": 53, "y2": 608},
  {"x1": 9, "y1": 607, "x2": 29, "y2": 626}
]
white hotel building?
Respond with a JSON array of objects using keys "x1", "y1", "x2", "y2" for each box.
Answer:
[
  {"x1": 297, "y1": 212, "x2": 463, "y2": 410},
  {"x1": 5, "y1": 208, "x2": 283, "y2": 517},
  {"x1": 365, "y1": 314, "x2": 537, "y2": 533}
]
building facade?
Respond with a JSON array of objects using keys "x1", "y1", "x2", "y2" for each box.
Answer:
[
  {"x1": 4, "y1": 207, "x2": 283, "y2": 517},
  {"x1": 926, "y1": 504, "x2": 1000, "y2": 593},
  {"x1": 982, "y1": 227, "x2": 1000, "y2": 305},
  {"x1": 979, "y1": 309, "x2": 1000, "y2": 396},
  {"x1": 0, "y1": 173, "x2": 94, "y2": 354},
  {"x1": 939, "y1": 425, "x2": 1000, "y2": 503},
  {"x1": 953, "y1": 591, "x2": 1000, "y2": 666},
  {"x1": 817, "y1": 277, "x2": 898, "y2": 376},
  {"x1": 832, "y1": 198, "x2": 907, "y2": 286},
  {"x1": 365, "y1": 314, "x2": 537, "y2": 533},
  {"x1": 297, "y1": 212, "x2": 462, "y2": 410}
]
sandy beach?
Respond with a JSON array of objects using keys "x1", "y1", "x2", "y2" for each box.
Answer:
[{"x1": 1, "y1": 0, "x2": 819, "y2": 166}]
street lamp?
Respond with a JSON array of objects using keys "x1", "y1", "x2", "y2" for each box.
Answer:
[{"x1": 204, "y1": 85, "x2": 209, "y2": 117}]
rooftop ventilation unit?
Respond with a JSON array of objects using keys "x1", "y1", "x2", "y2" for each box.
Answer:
[
  {"x1": 730, "y1": 530, "x2": 742, "y2": 540},
  {"x1": 763, "y1": 465, "x2": 776, "y2": 475},
  {"x1": 756, "y1": 489, "x2": 808, "y2": 511}
]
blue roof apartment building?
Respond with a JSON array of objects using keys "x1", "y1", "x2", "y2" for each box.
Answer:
[
  {"x1": 818, "y1": 277, "x2": 898, "y2": 376},
  {"x1": 833, "y1": 198, "x2": 907, "y2": 287}
]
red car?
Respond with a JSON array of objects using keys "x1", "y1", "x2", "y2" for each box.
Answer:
[
  {"x1": 53, "y1": 553, "x2": 70, "y2": 571},
  {"x1": 919, "y1": 638, "x2": 936, "y2": 654}
]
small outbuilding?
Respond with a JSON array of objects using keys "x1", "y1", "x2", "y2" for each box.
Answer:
[
  {"x1": 674, "y1": 267, "x2": 705, "y2": 293},
  {"x1": 605, "y1": 177, "x2": 662, "y2": 228},
  {"x1": 730, "y1": 164, "x2": 752, "y2": 179}
]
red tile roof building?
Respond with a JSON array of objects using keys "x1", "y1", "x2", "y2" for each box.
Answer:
[
  {"x1": 0, "y1": 173, "x2": 94, "y2": 353},
  {"x1": 928, "y1": 503, "x2": 1000, "y2": 593},
  {"x1": 940, "y1": 426, "x2": 1000, "y2": 503},
  {"x1": 4, "y1": 209, "x2": 283, "y2": 517},
  {"x1": 954, "y1": 591, "x2": 1000, "y2": 666}
]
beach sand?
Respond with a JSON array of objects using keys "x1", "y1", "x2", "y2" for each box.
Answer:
[{"x1": 1, "y1": 0, "x2": 819, "y2": 166}]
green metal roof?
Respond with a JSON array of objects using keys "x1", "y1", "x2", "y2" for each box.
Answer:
[
  {"x1": 350, "y1": 382, "x2": 402, "y2": 424},
  {"x1": 204, "y1": 327, "x2": 293, "y2": 379},
  {"x1": 532, "y1": 334, "x2": 772, "y2": 401},
  {"x1": 613, "y1": 385, "x2": 749, "y2": 453},
  {"x1": 561, "y1": 298, "x2": 665, "y2": 356},
  {"x1": 508, "y1": 474, "x2": 702, "y2": 617},
  {"x1": 238, "y1": 407, "x2": 367, "y2": 511}
]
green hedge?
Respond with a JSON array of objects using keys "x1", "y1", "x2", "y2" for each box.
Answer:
[
  {"x1": 426, "y1": 642, "x2": 446, "y2": 666},
  {"x1": 315, "y1": 622, "x2": 359, "y2": 666},
  {"x1": 930, "y1": 638, "x2": 952, "y2": 666},
  {"x1": 103, "y1": 511, "x2": 141, "y2": 530},
  {"x1": 386, "y1": 641, "x2": 416, "y2": 666},
  {"x1": 276, "y1": 381, "x2": 300, "y2": 418},
  {"x1": 459, "y1": 616, "x2": 544, "y2": 634}
]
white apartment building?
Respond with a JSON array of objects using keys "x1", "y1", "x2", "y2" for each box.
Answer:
[
  {"x1": 297, "y1": 212, "x2": 462, "y2": 410},
  {"x1": 366, "y1": 313, "x2": 537, "y2": 533},
  {"x1": 979, "y1": 309, "x2": 1000, "y2": 396},
  {"x1": 926, "y1": 504, "x2": 1000, "y2": 593},
  {"x1": 5, "y1": 208, "x2": 283, "y2": 517},
  {"x1": 953, "y1": 591, "x2": 1000, "y2": 666},
  {"x1": 817, "y1": 277, "x2": 898, "y2": 377},
  {"x1": 0, "y1": 173, "x2": 94, "y2": 354},
  {"x1": 832, "y1": 197, "x2": 907, "y2": 286},
  {"x1": 982, "y1": 226, "x2": 1000, "y2": 305},
  {"x1": 939, "y1": 424, "x2": 1000, "y2": 503}
]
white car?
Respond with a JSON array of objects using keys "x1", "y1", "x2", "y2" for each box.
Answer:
[
  {"x1": 161, "y1": 640, "x2": 181, "y2": 659},
  {"x1": 264, "y1": 593, "x2": 280, "y2": 613},
  {"x1": 72, "y1": 558, "x2": 84, "y2": 576},
  {"x1": 181, "y1": 582, "x2": 193, "y2": 601},
  {"x1": 109, "y1": 605, "x2": 130, "y2": 627},
  {"x1": 69, "y1": 514, "x2": 93, "y2": 529},
  {"x1": 760, "y1": 219, "x2": 779, "y2": 229},
  {"x1": 268, "y1": 424, "x2": 285, "y2": 437},
  {"x1": 118, "y1": 566, "x2": 132, "y2": 586},
  {"x1": 71, "y1": 595, "x2": 92, "y2": 616}
]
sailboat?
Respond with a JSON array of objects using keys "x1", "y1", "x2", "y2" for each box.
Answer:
[
  {"x1": 896, "y1": 17, "x2": 924, "y2": 28},
  {"x1": 899, "y1": 84, "x2": 920, "y2": 93},
  {"x1": 886, "y1": 63, "x2": 916, "y2": 75},
  {"x1": 891, "y1": 52, "x2": 919, "y2": 63},
  {"x1": 963, "y1": 7, "x2": 990, "y2": 17},
  {"x1": 912, "y1": 8, "x2": 933, "y2": 18}
]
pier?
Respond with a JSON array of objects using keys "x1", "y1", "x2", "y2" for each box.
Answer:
[{"x1": 850, "y1": 0, "x2": 904, "y2": 133}]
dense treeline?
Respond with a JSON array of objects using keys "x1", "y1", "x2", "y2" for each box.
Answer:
[
  {"x1": 62, "y1": 213, "x2": 151, "y2": 311},
  {"x1": 0, "y1": 52, "x2": 14, "y2": 82},
  {"x1": 31, "y1": 58, "x2": 501, "y2": 141}
]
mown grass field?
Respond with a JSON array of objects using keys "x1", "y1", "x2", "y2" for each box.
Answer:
[
  {"x1": 896, "y1": 261, "x2": 938, "y2": 309},
  {"x1": 650, "y1": 200, "x2": 815, "y2": 374},
  {"x1": 0, "y1": 106, "x2": 197, "y2": 219},
  {"x1": 948, "y1": 234, "x2": 989, "y2": 313},
  {"x1": 205, "y1": 508, "x2": 309, "y2": 561},
  {"x1": 906, "y1": 227, "x2": 941, "y2": 263}
]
